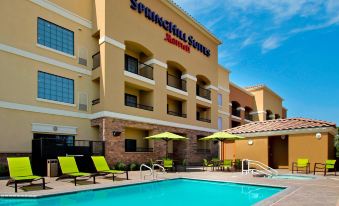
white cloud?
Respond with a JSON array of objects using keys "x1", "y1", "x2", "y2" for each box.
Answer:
[{"x1": 261, "y1": 36, "x2": 285, "y2": 53}]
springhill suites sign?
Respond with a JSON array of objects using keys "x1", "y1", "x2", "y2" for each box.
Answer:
[{"x1": 130, "y1": 0, "x2": 211, "y2": 57}]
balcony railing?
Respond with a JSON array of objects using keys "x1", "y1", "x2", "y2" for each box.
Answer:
[
  {"x1": 92, "y1": 98, "x2": 100, "y2": 105},
  {"x1": 167, "y1": 110, "x2": 187, "y2": 118},
  {"x1": 167, "y1": 73, "x2": 187, "y2": 91},
  {"x1": 92, "y1": 52, "x2": 100, "y2": 70},
  {"x1": 196, "y1": 85, "x2": 211, "y2": 100},
  {"x1": 197, "y1": 116, "x2": 211, "y2": 123},
  {"x1": 232, "y1": 108, "x2": 241, "y2": 117},
  {"x1": 245, "y1": 113, "x2": 253, "y2": 121},
  {"x1": 125, "y1": 100, "x2": 153, "y2": 111},
  {"x1": 125, "y1": 62, "x2": 154, "y2": 80}
]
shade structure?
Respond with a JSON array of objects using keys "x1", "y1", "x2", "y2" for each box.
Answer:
[
  {"x1": 145, "y1": 132, "x2": 188, "y2": 158},
  {"x1": 199, "y1": 132, "x2": 244, "y2": 160}
]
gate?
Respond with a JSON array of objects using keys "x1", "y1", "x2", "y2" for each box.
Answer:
[{"x1": 32, "y1": 139, "x2": 105, "y2": 176}]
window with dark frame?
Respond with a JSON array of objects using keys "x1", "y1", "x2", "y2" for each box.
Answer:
[
  {"x1": 37, "y1": 17, "x2": 74, "y2": 55},
  {"x1": 125, "y1": 55, "x2": 138, "y2": 74},
  {"x1": 125, "y1": 139, "x2": 137, "y2": 152},
  {"x1": 125, "y1": 93, "x2": 137, "y2": 107},
  {"x1": 38, "y1": 71, "x2": 74, "y2": 104}
]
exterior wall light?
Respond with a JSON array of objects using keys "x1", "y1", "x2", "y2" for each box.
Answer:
[
  {"x1": 112, "y1": 131, "x2": 122, "y2": 137},
  {"x1": 281, "y1": 135, "x2": 286, "y2": 140},
  {"x1": 315, "y1": 133, "x2": 322, "y2": 140},
  {"x1": 248, "y1": 139, "x2": 253, "y2": 145}
]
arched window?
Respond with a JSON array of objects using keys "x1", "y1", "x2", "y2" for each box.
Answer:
[
  {"x1": 245, "y1": 106, "x2": 253, "y2": 121},
  {"x1": 196, "y1": 75, "x2": 211, "y2": 100}
]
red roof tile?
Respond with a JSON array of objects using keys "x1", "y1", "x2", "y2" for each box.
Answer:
[{"x1": 225, "y1": 118, "x2": 336, "y2": 134}]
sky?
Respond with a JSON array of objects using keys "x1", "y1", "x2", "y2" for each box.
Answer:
[{"x1": 172, "y1": 0, "x2": 339, "y2": 125}]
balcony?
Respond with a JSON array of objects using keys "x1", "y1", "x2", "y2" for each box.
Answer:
[
  {"x1": 167, "y1": 73, "x2": 187, "y2": 91},
  {"x1": 125, "y1": 100, "x2": 153, "y2": 111},
  {"x1": 92, "y1": 52, "x2": 100, "y2": 70},
  {"x1": 167, "y1": 110, "x2": 187, "y2": 118},
  {"x1": 92, "y1": 98, "x2": 100, "y2": 106},
  {"x1": 125, "y1": 55, "x2": 153, "y2": 80},
  {"x1": 197, "y1": 117, "x2": 211, "y2": 123},
  {"x1": 196, "y1": 85, "x2": 211, "y2": 100}
]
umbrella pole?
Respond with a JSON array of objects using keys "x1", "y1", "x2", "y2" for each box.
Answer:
[{"x1": 166, "y1": 140, "x2": 168, "y2": 159}]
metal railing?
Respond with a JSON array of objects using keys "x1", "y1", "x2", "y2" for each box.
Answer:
[
  {"x1": 232, "y1": 108, "x2": 241, "y2": 117},
  {"x1": 125, "y1": 100, "x2": 154, "y2": 111},
  {"x1": 242, "y1": 159, "x2": 279, "y2": 177},
  {"x1": 245, "y1": 113, "x2": 253, "y2": 121},
  {"x1": 92, "y1": 52, "x2": 100, "y2": 70},
  {"x1": 197, "y1": 116, "x2": 211, "y2": 123},
  {"x1": 92, "y1": 98, "x2": 100, "y2": 105},
  {"x1": 152, "y1": 164, "x2": 165, "y2": 179},
  {"x1": 140, "y1": 164, "x2": 153, "y2": 180},
  {"x1": 196, "y1": 85, "x2": 211, "y2": 100},
  {"x1": 167, "y1": 110, "x2": 187, "y2": 118},
  {"x1": 167, "y1": 73, "x2": 187, "y2": 91},
  {"x1": 125, "y1": 62, "x2": 154, "y2": 80}
]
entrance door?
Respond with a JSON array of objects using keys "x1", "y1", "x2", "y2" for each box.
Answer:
[
  {"x1": 223, "y1": 141, "x2": 235, "y2": 160},
  {"x1": 268, "y1": 136, "x2": 288, "y2": 169}
]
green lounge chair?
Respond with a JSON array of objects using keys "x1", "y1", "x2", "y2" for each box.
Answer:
[
  {"x1": 220, "y1": 159, "x2": 233, "y2": 171},
  {"x1": 91, "y1": 156, "x2": 128, "y2": 181},
  {"x1": 314, "y1": 160, "x2": 337, "y2": 176},
  {"x1": 292, "y1": 158, "x2": 310, "y2": 174},
  {"x1": 57, "y1": 156, "x2": 96, "y2": 186},
  {"x1": 7, "y1": 157, "x2": 45, "y2": 192},
  {"x1": 163, "y1": 159, "x2": 175, "y2": 171},
  {"x1": 202, "y1": 159, "x2": 213, "y2": 171}
]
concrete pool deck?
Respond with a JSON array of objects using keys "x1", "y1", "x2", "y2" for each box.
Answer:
[{"x1": 0, "y1": 168, "x2": 338, "y2": 206}]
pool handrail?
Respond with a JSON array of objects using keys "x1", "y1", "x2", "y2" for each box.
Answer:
[
  {"x1": 242, "y1": 159, "x2": 278, "y2": 177},
  {"x1": 152, "y1": 163, "x2": 165, "y2": 179},
  {"x1": 140, "y1": 164, "x2": 153, "y2": 180}
]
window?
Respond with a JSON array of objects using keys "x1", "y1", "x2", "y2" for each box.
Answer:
[
  {"x1": 218, "y1": 93, "x2": 222, "y2": 106},
  {"x1": 125, "y1": 93, "x2": 137, "y2": 107},
  {"x1": 33, "y1": 133, "x2": 75, "y2": 146},
  {"x1": 125, "y1": 55, "x2": 138, "y2": 74},
  {"x1": 37, "y1": 17, "x2": 74, "y2": 55},
  {"x1": 125, "y1": 139, "x2": 137, "y2": 152},
  {"x1": 218, "y1": 117, "x2": 223, "y2": 130},
  {"x1": 38, "y1": 71, "x2": 74, "y2": 104}
]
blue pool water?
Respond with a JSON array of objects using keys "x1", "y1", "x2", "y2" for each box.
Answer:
[{"x1": 0, "y1": 179, "x2": 284, "y2": 206}]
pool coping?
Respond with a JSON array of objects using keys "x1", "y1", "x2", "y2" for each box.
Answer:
[{"x1": 0, "y1": 176, "x2": 293, "y2": 206}]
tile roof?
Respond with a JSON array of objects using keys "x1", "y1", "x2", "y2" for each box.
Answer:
[
  {"x1": 225, "y1": 118, "x2": 336, "y2": 134},
  {"x1": 244, "y1": 84, "x2": 265, "y2": 90}
]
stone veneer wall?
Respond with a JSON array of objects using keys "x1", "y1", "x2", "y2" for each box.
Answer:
[{"x1": 91, "y1": 117, "x2": 218, "y2": 166}]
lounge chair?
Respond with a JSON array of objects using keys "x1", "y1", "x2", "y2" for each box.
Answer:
[
  {"x1": 314, "y1": 160, "x2": 336, "y2": 176},
  {"x1": 91, "y1": 156, "x2": 128, "y2": 181},
  {"x1": 57, "y1": 156, "x2": 96, "y2": 186},
  {"x1": 220, "y1": 159, "x2": 233, "y2": 171},
  {"x1": 7, "y1": 157, "x2": 45, "y2": 192},
  {"x1": 202, "y1": 159, "x2": 214, "y2": 171},
  {"x1": 163, "y1": 159, "x2": 175, "y2": 171},
  {"x1": 292, "y1": 158, "x2": 310, "y2": 174}
]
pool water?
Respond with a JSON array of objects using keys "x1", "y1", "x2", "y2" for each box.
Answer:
[{"x1": 0, "y1": 179, "x2": 284, "y2": 206}]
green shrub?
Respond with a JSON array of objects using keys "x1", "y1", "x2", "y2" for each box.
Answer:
[
  {"x1": 115, "y1": 162, "x2": 126, "y2": 171},
  {"x1": 129, "y1": 163, "x2": 139, "y2": 171}
]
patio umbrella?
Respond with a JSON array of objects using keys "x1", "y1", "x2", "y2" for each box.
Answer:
[
  {"x1": 199, "y1": 132, "x2": 244, "y2": 160},
  {"x1": 145, "y1": 132, "x2": 187, "y2": 158}
]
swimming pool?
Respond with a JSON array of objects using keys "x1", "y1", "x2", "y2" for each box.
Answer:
[{"x1": 0, "y1": 179, "x2": 284, "y2": 206}]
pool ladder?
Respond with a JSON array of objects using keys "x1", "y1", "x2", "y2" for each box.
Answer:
[
  {"x1": 140, "y1": 163, "x2": 165, "y2": 180},
  {"x1": 241, "y1": 159, "x2": 278, "y2": 177}
]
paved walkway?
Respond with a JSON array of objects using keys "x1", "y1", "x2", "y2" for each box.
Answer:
[{"x1": 0, "y1": 168, "x2": 338, "y2": 205}]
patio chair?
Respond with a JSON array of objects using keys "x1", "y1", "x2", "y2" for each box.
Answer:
[
  {"x1": 57, "y1": 156, "x2": 96, "y2": 186},
  {"x1": 314, "y1": 160, "x2": 336, "y2": 176},
  {"x1": 220, "y1": 159, "x2": 233, "y2": 171},
  {"x1": 163, "y1": 159, "x2": 175, "y2": 171},
  {"x1": 292, "y1": 158, "x2": 310, "y2": 174},
  {"x1": 202, "y1": 159, "x2": 214, "y2": 171},
  {"x1": 91, "y1": 156, "x2": 128, "y2": 181},
  {"x1": 6, "y1": 157, "x2": 46, "y2": 193}
]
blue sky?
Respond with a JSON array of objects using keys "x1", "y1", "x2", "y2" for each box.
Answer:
[{"x1": 173, "y1": 0, "x2": 339, "y2": 124}]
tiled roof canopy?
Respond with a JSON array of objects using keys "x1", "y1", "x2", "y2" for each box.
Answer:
[{"x1": 225, "y1": 118, "x2": 336, "y2": 135}]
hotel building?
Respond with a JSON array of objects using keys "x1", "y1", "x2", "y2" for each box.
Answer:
[{"x1": 0, "y1": 0, "x2": 335, "y2": 169}]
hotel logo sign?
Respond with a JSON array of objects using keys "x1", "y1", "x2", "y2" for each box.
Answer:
[{"x1": 130, "y1": 0, "x2": 211, "y2": 57}]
